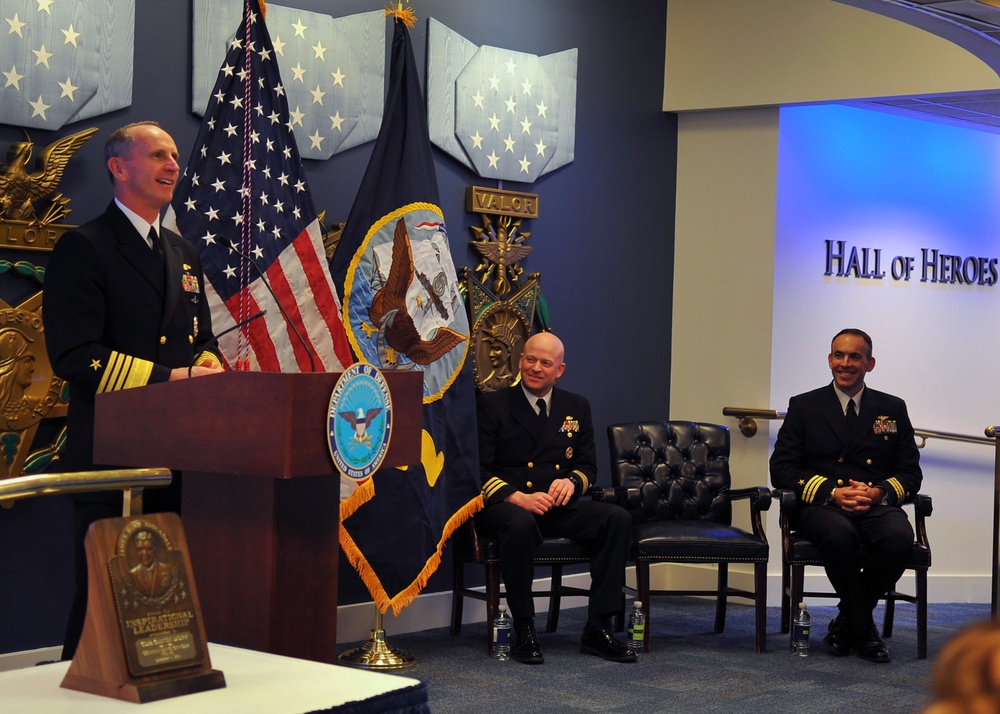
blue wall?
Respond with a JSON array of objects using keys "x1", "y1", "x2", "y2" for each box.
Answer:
[{"x1": 0, "y1": 0, "x2": 674, "y2": 652}]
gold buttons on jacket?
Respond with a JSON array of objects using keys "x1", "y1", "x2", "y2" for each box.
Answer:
[
  {"x1": 188, "y1": 335, "x2": 194, "y2": 344},
  {"x1": 866, "y1": 459, "x2": 872, "y2": 465},
  {"x1": 159, "y1": 336, "x2": 166, "y2": 345},
  {"x1": 554, "y1": 464, "x2": 561, "y2": 471},
  {"x1": 527, "y1": 461, "x2": 534, "y2": 468},
  {"x1": 526, "y1": 481, "x2": 533, "y2": 489}
]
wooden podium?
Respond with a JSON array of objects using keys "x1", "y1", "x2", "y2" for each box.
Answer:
[{"x1": 94, "y1": 371, "x2": 423, "y2": 665}]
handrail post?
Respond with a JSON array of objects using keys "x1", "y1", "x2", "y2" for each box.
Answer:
[
  {"x1": 122, "y1": 487, "x2": 144, "y2": 517},
  {"x1": 988, "y1": 426, "x2": 1000, "y2": 618}
]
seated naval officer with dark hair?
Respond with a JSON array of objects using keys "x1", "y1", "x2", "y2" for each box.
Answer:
[
  {"x1": 475, "y1": 331, "x2": 635, "y2": 664},
  {"x1": 770, "y1": 328, "x2": 922, "y2": 664}
]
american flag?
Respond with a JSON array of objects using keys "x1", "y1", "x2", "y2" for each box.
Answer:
[{"x1": 165, "y1": 0, "x2": 353, "y2": 372}]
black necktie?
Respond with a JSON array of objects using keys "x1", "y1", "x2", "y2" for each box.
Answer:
[
  {"x1": 845, "y1": 398, "x2": 858, "y2": 430},
  {"x1": 148, "y1": 227, "x2": 163, "y2": 258},
  {"x1": 536, "y1": 398, "x2": 547, "y2": 425}
]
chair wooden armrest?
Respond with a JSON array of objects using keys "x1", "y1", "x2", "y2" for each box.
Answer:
[{"x1": 730, "y1": 486, "x2": 771, "y2": 538}]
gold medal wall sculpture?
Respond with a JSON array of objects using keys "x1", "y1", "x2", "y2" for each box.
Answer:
[
  {"x1": 463, "y1": 185, "x2": 546, "y2": 394},
  {"x1": 0, "y1": 127, "x2": 97, "y2": 479}
]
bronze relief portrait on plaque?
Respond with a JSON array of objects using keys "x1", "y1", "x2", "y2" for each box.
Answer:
[
  {"x1": 108, "y1": 520, "x2": 205, "y2": 677},
  {"x1": 0, "y1": 320, "x2": 60, "y2": 434},
  {"x1": 473, "y1": 303, "x2": 529, "y2": 393}
]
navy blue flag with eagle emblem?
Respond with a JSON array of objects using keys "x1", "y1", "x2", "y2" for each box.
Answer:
[{"x1": 331, "y1": 9, "x2": 482, "y2": 614}]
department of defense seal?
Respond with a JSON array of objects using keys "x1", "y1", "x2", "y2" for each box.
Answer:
[{"x1": 328, "y1": 363, "x2": 393, "y2": 480}]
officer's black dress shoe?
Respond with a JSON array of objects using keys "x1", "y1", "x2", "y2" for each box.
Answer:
[
  {"x1": 823, "y1": 614, "x2": 853, "y2": 657},
  {"x1": 855, "y1": 624, "x2": 891, "y2": 663},
  {"x1": 580, "y1": 625, "x2": 637, "y2": 663},
  {"x1": 512, "y1": 623, "x2": 544, "y2": 664}
]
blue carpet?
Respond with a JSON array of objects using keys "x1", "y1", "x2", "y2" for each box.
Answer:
[{"x1": 339, "y1": 599, "x2": 992, "y2": 714}]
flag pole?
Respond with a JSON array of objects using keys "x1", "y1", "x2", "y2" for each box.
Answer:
[{"x1": 337, "y1": 606, "x2": 416, "y2": 669}]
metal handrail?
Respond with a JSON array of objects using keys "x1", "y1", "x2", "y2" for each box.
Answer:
[
  {"x1": 722, "y1": 406, "x2": 992, "y2": 447},
  {"x1": 0, "y1": 468, "x2": 172, "y2": 516},
  {"x1": 721, "y1": 407, "x2": 783, "y2": 438}
]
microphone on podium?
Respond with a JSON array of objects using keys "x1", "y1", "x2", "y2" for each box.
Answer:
[{"x1": 221, "y1": 237, "x2": 317, "y2": 373}]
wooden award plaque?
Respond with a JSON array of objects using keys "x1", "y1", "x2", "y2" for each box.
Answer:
[{"x1": 61, "y1": 512, "x2": 226, "y2": 703}]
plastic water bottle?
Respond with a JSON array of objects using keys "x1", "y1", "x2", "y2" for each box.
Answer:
[
  {"x1": 627, "y1": 600, "x2": 645, "y2": 654},
  {"x1": 492, "y1": 607, "x2": 511, "y2": 660},
  {"x1": 793, "y1": 602, "x2": 811, "y2": 656}
]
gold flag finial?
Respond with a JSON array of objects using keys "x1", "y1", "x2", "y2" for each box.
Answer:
[{"x1": 385, "y1": 2, "x2": 416, "y2": 28}]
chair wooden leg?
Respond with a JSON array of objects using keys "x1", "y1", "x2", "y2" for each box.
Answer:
[
  {"x1": 789, "y1": 564, "x2": 805, "y2": 652},
  {"x1": 917, "y1": 568, "x2": 928, "y2": 660},
  {"x1": 883, "y1": 589, "x2": 896, "y2": 639},
  {"x1": 486, "y1": 562, "x2": 501, "y2": 655},
  {"x1": 546, "y1": 565, "x2": 563, "y2": 633},
  {"x1": 714, "y1": 564, "x2": 728, "y2": 633},
  {"x1": 451, "y1": 560, "x2": 464, "y2": 635},
  {"x1": 638, "y1": 561, "x2": 651, "y2": 653},
  {"x1": 780, "y1": 560, "x2": 791, "y2": 634},
  {"x1": 754, "y1": 561, "x2": 767, "y2": 654}
]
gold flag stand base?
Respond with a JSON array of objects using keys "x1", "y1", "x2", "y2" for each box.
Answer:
[{"x1": 337, "y1": 608, "x2": 416, "y2": 670}]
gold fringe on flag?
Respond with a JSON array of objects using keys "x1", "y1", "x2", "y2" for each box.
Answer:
[
  {"x1": 339, "y1": 493, "x2": 484, "y2": 615},
  {"x1": 385, "y1": 2, "x2": 417, "y2": 28},
  {"x1": 339, "y1": 477, "x2": 375, "y2": 521}
]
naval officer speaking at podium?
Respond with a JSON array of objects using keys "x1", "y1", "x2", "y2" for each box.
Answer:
[{"x1": 43, "y1": 121, "x2": 223, "y2": 660}]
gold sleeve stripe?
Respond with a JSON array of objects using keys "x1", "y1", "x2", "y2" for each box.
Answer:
[
  {"x1": 886, "y1": 477, "x2": 905, "y2": 501},
  {"x1": 571, "y1": 470, "x2": 590, "y2": 493},
  {"x1": 482, "y1": 476, "x2": 507, "y2": 499},
  {"x1": 97, "y1": 351, "x2": 154, "y2": 393},
  {"x1": 802, "y1": 475, "x2": 828, "y2": 505},
  {"x1": 195, "y1": 351, "x2": 223, "y2": 369},
  {"x1": 96, "y1": 351, "x2": 129, "y2": 392}
]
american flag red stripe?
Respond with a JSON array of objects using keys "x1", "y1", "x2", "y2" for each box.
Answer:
[
  {"x1": 291, "y1": 225, "x2": 354, "y2": 365},
  {"x1": 264, "y1": 252, "x2": 315, "y2": 372}
]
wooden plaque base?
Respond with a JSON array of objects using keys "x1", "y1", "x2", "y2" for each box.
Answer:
[{"x1": 61, "y1": 513, "x2": 226, "y2": 703}]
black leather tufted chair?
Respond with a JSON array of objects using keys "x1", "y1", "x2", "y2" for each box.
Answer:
[
  {"x1": 607, "y1": 421, "x2": 771, "y2": 653},
  {"x1": 775, "y1": 489, "x2": 932, "y2": 658}
]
